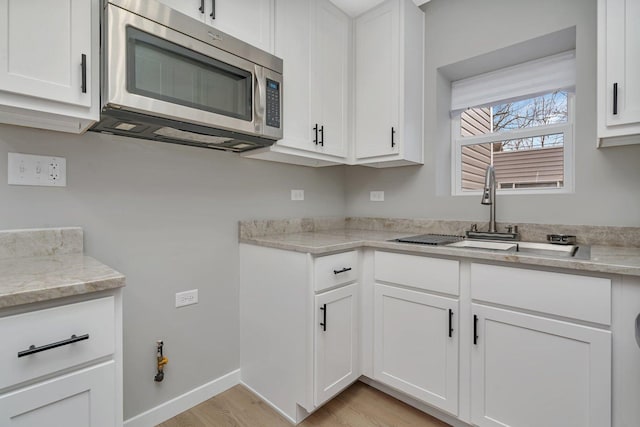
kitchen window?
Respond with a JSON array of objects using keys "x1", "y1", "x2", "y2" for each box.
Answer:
[{"x1": 451, "y1": 51, "x2": 576, "y2": 195}]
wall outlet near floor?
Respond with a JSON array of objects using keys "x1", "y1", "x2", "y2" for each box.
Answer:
[
  {"x1": 175, "y1": 289, "x2": 198, "y2": 308},
  {"x1": 370, "y1": 191, "x2": 385, "y2": 202},
  {"x1": 291, "y1": 189, "x2": 305, "y2": 201},
  {"x1": 8, "y1": 153, "x2": 67, "y2": 187}
]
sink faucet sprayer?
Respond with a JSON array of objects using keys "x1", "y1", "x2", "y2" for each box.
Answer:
[{"x1": 481, "y1": 165, "x2": 497, "y2": 233}]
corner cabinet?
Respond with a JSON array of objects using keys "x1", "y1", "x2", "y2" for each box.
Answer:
[
  {"x1": 354, "y1": 0, "x2": 424, "y2": 167},
  {"x1": 0, "y1": 0, "x2": 100, "y2": 133},
  {"x1": 597, "y1": 0, "x2": 640, "y2": 146},
  {"x1": 372, "y1": 252, "x2": 460, "y2": 416},
  {"x1": 243, "y1": 0, "x2": 350, "y2": 166},
  {"x1": 157, "y1": 0, "x2": 274, "y2": 53}
]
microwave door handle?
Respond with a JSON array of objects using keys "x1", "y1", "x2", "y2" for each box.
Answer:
[{"x1": 254, "y1": 66, "x2": 266, "y2": 131}]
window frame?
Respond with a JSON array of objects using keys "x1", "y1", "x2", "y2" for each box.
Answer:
[{"x1": 451, "y1": 92, "x2": 575, "y2": 196}]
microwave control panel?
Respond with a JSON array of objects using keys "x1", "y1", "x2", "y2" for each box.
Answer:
[{"x1": 266, "y1": 79, "x2": 281, "y2": 129}]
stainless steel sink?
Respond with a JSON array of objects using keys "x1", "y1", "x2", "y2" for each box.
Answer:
[
  {"x1": 446, "y1": 240, "x2": 517, "y2": 251},
  {"x1": 445, "y1": 239, "x2": 590, "y2": 260}
]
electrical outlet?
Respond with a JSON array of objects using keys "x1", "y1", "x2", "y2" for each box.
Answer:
[
  {"x1": 291, "y1": 189, "x2": 304, "y2": 201},
  {"x1": 370, "y1": 191, "x2": 385, "y2": 202},
  {"x1": 8, "y1": 153, "x2": 67, "y2": 187},
  {"x1": 175, "y1": 289, "x2": 198, "y2": 308}
]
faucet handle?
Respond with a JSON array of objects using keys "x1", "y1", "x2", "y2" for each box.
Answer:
[
  {"x1": 506, "y1": 225, "x2": 514, "y2": 233},
  {"x1": 471, "y1": 223, "x2": 478, "y2": 232}
]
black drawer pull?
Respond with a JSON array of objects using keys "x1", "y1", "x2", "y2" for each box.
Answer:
[
  {"x1": 80, "y1": 54, "x2": 87, "y2": 93},
  {"x1": 313, "y1": 124, "x2": 318, "y2": 145},
  {"x1": 391, "y1": 126, "x2": 396, "y2": 148},
  {"x1": 199, "y1": 0, "x2": 204, "y2": 13},
  {"x1": 319, "y1": 125, "x2": 324, "y2": 146},
  {"x1": 448, "y1": 309, "x2": 454, "y2": 338},
  {"x1": 320, "y1": 304, "x2": 327, "y2": 331},
  {"x1": 613, "y1": 82, "x2": 618, "y2": 115},
  {"x1": 210, "y1": 0, "x2": 216, "y2": 19},
  {"x1": 18, "y1": 334, "x2": 89, "y2": 358},
  {"x1": 333, "y1": 267, "x2": 352, "y2": 275},
  {"x1": 473, "y1": 315, "x2": 478, "y2": 345}
]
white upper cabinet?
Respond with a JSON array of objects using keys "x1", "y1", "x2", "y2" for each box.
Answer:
[
  {"x1": 206, "y1": 0, "x2": 274, "y2": 53},
  {"x1": 157, "y1": 0, "x2": 274, "y2": 53},
  {"x1": 243, "y1": 0, "x2": 350, "y2": 166},
  {"x1": 354, "y1": 0, "x2": 424, "y2": 167},
  {"x1": 311, "y1": 0, "x2": 350, "y2": 158},
  {"x1": 598, "y1": 0, "x2": 640, "y2": 146},
  {"x1": 0, "y1": 0, "x2": 99, "y2": 133}
]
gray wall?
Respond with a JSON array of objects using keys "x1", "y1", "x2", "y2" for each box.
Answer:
[
  {"x1": 345, "y1": 0, "x2": 640, "y2": 227},
  {"x1": 0, "y1": 124, "x2": 346, "y2": 419}
]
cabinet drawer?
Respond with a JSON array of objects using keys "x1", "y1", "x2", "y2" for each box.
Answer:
[
  {"x1": 314, "y1": 251, "x2": 358, "y2": 292},
  {"x1": 471, "y1": 263, "x2": 611, "y2": 325},
  {"x1": 0, "y1": 297, "x2": 115, "y2": 390},
  {"x1": 0, "y1": 361, "x2": 116, "y2": 427},
  {"x1": 375, "y1": 251, "x2": 459, "y2": 296}
]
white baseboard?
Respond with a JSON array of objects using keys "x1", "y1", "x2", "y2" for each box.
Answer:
[
  {"x1": 239, "y1": 381, "x2": 298, "y2": 425},
  {"x1": 124, "y1": 369, "x2": 240, "y2": 427}
]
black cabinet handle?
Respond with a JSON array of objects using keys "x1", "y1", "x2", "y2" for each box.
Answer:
[
  {"x1": 319, "y1": 125, "x2": 324, "y2": 146},
  {"x1": 210, "y1": 0, "x2": 216, "y2": 19},
  {"x1": 391, "y1": 127, "x2": 396, "y2": 148},
  {"x1": 199, "y1": 0, "x2": 205, "y2": 13},
  {"x1": 473, "y1": 315, "x2": 478, "y2": 345},
  {"x1": 448, "y1": 309, "x2": 454, "y2": 338},
  {"x1": 313, "y1": 124, "x2": 318, "y2": 145},
  {"x1": 81, "y1": 54, "x2": 87, "y2": 93},
  {"x1": 18, "y1": 334, "x2": 89, "y2": 358},
  {"x1": 320, "y1": 304, "x2": 327, "y2": 331},
  {"x1": 333, "y1": 267, "x2": 352, "y2": 275},
  {"x1": 613, "y1": 83, "x2": 618, "y2": 115}
]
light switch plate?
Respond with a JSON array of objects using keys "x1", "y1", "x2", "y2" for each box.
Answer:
[
  {"x1": 370, "y1": 191, "x2": 385, "y2": 202},
  {"x1": 8, "y1": 153, "x2": 66, "y2": 187},
  {"x1": 291, "y1": 189, "x2": 305, "y2": 201}
]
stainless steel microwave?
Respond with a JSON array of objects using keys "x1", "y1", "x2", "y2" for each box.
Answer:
[{"x1": 91, "y1": 0, "x2": 283, "y2": 152}]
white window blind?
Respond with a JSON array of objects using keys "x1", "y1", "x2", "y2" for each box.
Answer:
[{"x1": 450, "y1": 51, "x2": 576, "y2": 114}]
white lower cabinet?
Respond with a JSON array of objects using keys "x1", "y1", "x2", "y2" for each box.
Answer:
[
  {"x1": 0, "y1": 361, "x2": 116, "y2": 427},
  {"x1": 314, "y1": 283, "x2": 359, "y2": 406},
  {"x1": 471, "y1": 304, "x2": 611, "y2": 427},
  {"x1": 0, "y1": 293, "x2": 122, "y2": 427},
  {"x1": 373, "y1": 284, "x2": 458, "y2": 415}
]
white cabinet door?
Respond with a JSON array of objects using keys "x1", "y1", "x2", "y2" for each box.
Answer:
[
  {"x1": 354, "y1": 0, "x2": 400, "y2": 159},
  {"x1": 604, "y1": 0, "x2": 640, "y2": 128},
  {"x1": 374, "y1": 284, "x2": 459, "y2": 415},
  {"x1": 0, "y1": 0, "x2": 91, "y2": 107},
  {"x1": 311, "y1": 0, "x2": 350, "y2": 158},
  {"x1": 206, "y1": 0, "x2": 274, "y2": 53},
  {"x1": 315, "y1": 283, "x2": 359, "y2": 406},
  {"x1": 273, "y1": 0, "x2": 313, "y2": 152},
  {"x1": 0, "y1": 361, "x2": 116, "y2": 427},
  {"x1": 156, "y1": 0, "x2": 206, "y2": 22},
  {"x1": 471, "y1": 304, "x2": 611, "y2": 427}
]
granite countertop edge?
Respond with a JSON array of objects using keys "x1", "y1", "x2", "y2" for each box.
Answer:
[
  {"x1": 240, "y1": 231, "x2": 640, "y2": 277},
  {"x1": 0, "y1": 254, "x2": 126, "y2": 309}
]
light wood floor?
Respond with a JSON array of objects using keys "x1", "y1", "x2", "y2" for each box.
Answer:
[{"x1": 158, "y1": 381, "x2": 451, "y2": 427}]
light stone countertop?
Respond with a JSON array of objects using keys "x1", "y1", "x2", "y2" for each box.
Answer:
[
  {"x1": 240, "y1": 229, "x2": 640, "y2": 277},
  {"x1": 0, "y1": 228, "x2": 125, "y2": 309}
]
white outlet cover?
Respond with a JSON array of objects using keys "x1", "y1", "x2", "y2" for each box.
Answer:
[
  {"x1": 370, "y1": 191, "x2": 385, "y2": 202},
  {"x1": 291, "y1": 189, "x2": 305, "y2": 201},
  {"x1": 8, "y1": 153, "x2": 66, "y2": 187},
  {"x1": 175, "y1": 289, "x2": 199, "y2": 308}
]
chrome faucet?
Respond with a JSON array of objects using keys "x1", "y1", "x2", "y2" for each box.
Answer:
[{"x1": 481, "y1": 165, "x2": 497, "y2": 233}]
